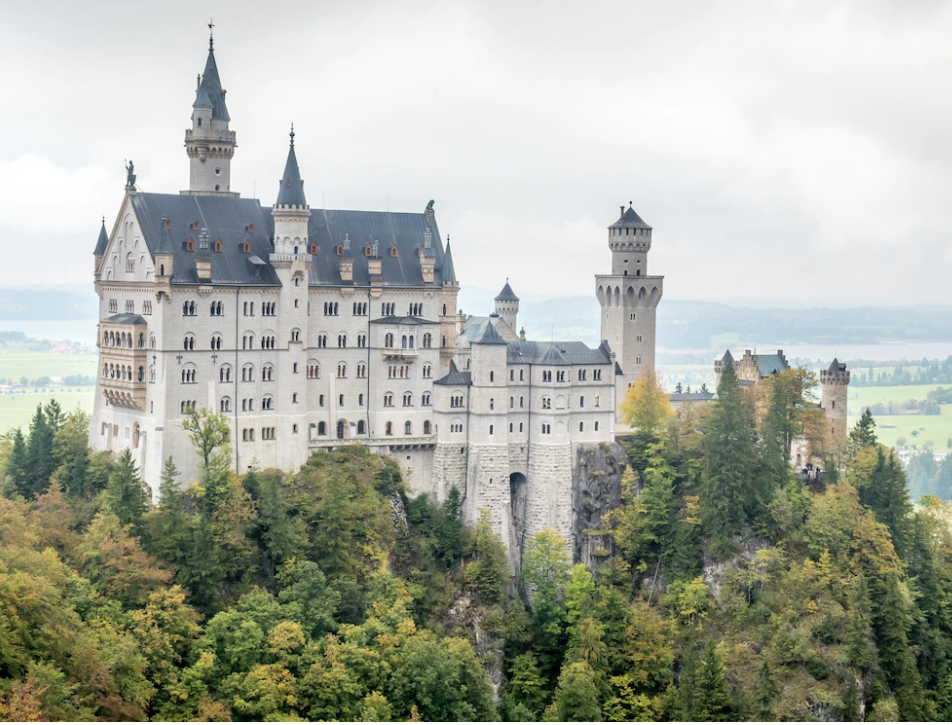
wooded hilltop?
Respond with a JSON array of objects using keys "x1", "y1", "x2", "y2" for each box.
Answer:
[{"x1": 0, "y1": 360, "x2": 950, "y2": 721}]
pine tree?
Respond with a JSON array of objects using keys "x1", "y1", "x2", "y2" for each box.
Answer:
[
  {"x1": 143, "y1": 457, "x2": 190, "y2": 567},
  {"x1": 694, "y1": 638, "x2": 732, "y2": 721},
  {"x1": 848, "y1": 408, "x2": 878, "y2": 458},
  {"x1": 5, "y1": 428, "x2": 29, "y2": 497},
  {"x1": 702, "y1": 361, "x2": 757, "y2": 558},
  {"x1": 25, "y1": 405, "x2": 55, "y2": 497},
  {"x1": 756, "y1": 660, "x2": 779, "y2": 720},
  {"x1": 103, "y1": 449, "x2": 151, "y2": 529},
  {"x1": 859, "y1": 448, "x2": 913, "y2": 556},
  {"x1": 873, "y1": 573, "x2": 923, "y2": 721}
]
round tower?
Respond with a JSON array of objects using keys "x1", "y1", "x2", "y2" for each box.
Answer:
[
  {"x1": 185, "y1": 25, "x2": 237, "y2": 195},
  {"x1": 820, "y1": 359, "x2": 850, "y2": 442},
  {"x1": 494, "y1": 280, "x2": 519, "y2": 335}
]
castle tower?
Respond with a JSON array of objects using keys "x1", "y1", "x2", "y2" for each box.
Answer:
[
  {"x1": 438, "y1": 234, "x2": 460, "y2": 375},
  {"x1": 494, "y1": 280, "x2": 519, "y2": 334},
  {"x1": 270, "y1": 127, "x2": 312, "y2": 471},
  {"x1": 595, "y1": 203, "x2": 664, "y2": 423},
  {"x1": 184, "y1": 25, "x2": 237, "y2": 195},
  {"x1": 820, "y1": 359, "x2": 850, "y2": 444}
]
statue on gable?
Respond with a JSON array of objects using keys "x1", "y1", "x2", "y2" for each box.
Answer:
[{"x1": 125, "y1": 160, "x2": 136, "y2": 191}]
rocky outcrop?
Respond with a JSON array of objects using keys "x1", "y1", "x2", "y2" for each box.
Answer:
[{"x1": 572, "y1": 442, "x2": 630, "y2": 567}]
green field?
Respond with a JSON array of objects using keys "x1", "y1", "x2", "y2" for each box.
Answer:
[
  {"x1": 0, "y1": 351, "x2": 98, "y2": 433},
  {"x1": 0, "y1": 390, "x2": 95, "y2": 433},
  {"x1": 848, "y1": 384, "x2": 952, "y2": 451},
  {"x1": 0, "y1": 350, "x2": 98, "y2": 381}
]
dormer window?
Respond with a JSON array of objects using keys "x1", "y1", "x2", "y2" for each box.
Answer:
[
  {"x1": 309, "y1": 242, "x2": 318, "y2": 254},
  {"x1": 390, "y1": 245, "x2": 398, "y2": 258},
  {"x1": 242, "y1": 240, "x2": 251, "y2": 254},
  {"x1": 214, "y1": 239, "x2": 223, "y2": 252},
  {"x1": 336, "y1": 244, "x2": 343, "y2": 256},
  {"x1": 191, "y1": 221, "x2": 200, "y2": 231},
  {"x1": 246, "y1": 223, "x2": 256, "y2": 233},
  {"x1": 186, "y1": 238, "x2": 195, "y2": 252},
  {"x1": 364, "y1": 245, "x2": 373, "y2": 257}
]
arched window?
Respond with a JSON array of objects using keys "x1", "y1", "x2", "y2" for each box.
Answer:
[
  {"x1": 595, "y1": 421, "x2": 599, "y2": 431},
  {"x1": 242, "y1": 364, "x2": 254, "y2": 382},
  {"x1": 489, "y1": 425, "x2": 494, "y2": 435},
  {"x1": 405, "y1": 421, "x2": 412, "y2": 435},
  {"x1": 385, "y1": 333, "x2": 394, "y2": 348},
  {"x1": 489, "y1": 398, "x2": 494, "y2": 410},
  {"x1": 357, "y1": 420, "x2": 366, "y2": 435},
  {"x1": 423, "y1": 333, "x2": 432, "y2": 348},
  {"x1": 337, "y1": 363, "x2": 347, "y2": 378},
  {"x1": 424, "y1": 420, "x2": 431, "y2": 435},
  {"x1": 403, "y1": 392, "x2": 413, "y2": 407},
  {"x1": 220, "y1": 397, "x2": 231, "y2": 413},
  {"x1": 291, "y1": 328, "x2": 301, "y2": 343},
  {"x1": 490, "y1": 371, "x2": 494, "y2": 382},
  {"x1": 385, "y1": 422, "x2": 393, "y2": 436},
  {"x1": 262, "y1": 395, "x2": 274, "y2": 410},
  {"x1": 318, "y1": 421, "x2": 327, "y2": 436},
  {"x1": 132, "y1": 423, "x2": 140, "y2": 447},
  {"x1": 183, "y1": 335, "x2": 195, "y2": 351},
  {"x1": 579, "y1": 396, "x2": 585, "y2": 408}
]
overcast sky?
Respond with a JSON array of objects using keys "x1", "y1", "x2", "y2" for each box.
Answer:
[{"x1": 1, "y1": 0, "x2": 950, "y2": 304}]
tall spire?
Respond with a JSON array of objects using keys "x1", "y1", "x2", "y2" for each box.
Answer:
[
  {"x1": 193, "y1": 22, "x2": 229, "y2": 121},
  {"x1": 93, "y1": 217, "x2": 109, "y2": 256},
  {"x1": 442, "y1": 236, "x2": 457, "y2": 284},
  {"x1": 275, "y1": 125, "x2": 307, "y2": 208}
]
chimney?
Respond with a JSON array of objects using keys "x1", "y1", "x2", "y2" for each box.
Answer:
[{"x1": 620, "y1": 205, "x2": 624, "y2": 217}]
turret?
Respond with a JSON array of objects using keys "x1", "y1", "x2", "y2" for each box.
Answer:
[
  {"x1": 608, "y1": 202, "x2": 652, "y2": 276},
  {"x1": 184, "y1": 25, "x2": 237, "y2": 195},
  {"x1": 820, "y1": 359, "x2": 850, "y2": 442},
  {"x1": 494, "y1": 280, "x2": 519, "y2": 334},
  {"x1": 93, "y1": 217, "x2": 108, "y2": 278},
  {"x1": 271, "y1": 125, "x2": 311, "y2": 261},
  {"x1": 438, "y1": 234, "x2": 460, "y2": 373}
]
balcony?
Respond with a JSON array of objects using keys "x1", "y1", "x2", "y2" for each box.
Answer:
[
  {"x1": 382, "y1": 347, "x2": 418, "y2": 360},
  {"x1": 101, "y1": 377, "x2": 147, "y2": 410}
]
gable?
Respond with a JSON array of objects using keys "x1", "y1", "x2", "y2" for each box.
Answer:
[{"x1": 99, "y1": 196, "x2": 156, "y2": 283}]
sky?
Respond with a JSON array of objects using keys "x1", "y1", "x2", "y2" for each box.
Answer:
[{"x1": 2, "y1": 0, "x2": 951, "y2": 305}]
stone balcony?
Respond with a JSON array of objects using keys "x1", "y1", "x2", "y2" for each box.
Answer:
[{"x1": 382, "y1": 348, "x2": 419, "y2": 360}]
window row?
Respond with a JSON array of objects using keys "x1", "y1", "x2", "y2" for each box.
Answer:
[
  {"x1": 382, "y1": 392, "x2": 431, "y2": 407},
  {"x1": 103, "y1": 363, "x2": 144, "y2": 382},
  {"x1": 107, "y1": 299, "x2": 152, "y2": 315},
  {"x1": 101, "y1": 330, "x2": 145, "y2": 349}
]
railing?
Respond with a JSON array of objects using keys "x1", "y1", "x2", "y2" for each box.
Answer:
[{"x1": 382, "y1": 348, "x2": 419, "y2": 359}]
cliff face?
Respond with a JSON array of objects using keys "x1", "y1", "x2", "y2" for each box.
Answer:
[{"x1": 572, "y1": 442, "x2": 629, "y2": 567}]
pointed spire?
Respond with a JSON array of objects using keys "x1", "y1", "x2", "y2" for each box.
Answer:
[
  {"x1": 495, "y1": 279, "x2": 518, "y2": 302},
  {"x1": 193, "y1": 23, "x2": 230, "y2": 121},
  {"x1": 155, "y1": 217, "x2": 174, "y2": 255},
  {"x1": 94, "y1": 217, "x2": 108, "y2": 256},
  {"x1": 442, "y1": 236, "x2": 457, "y2": 284},
  {"x1": 275, "y1": 126, "x2": 307, "y2": 208}
]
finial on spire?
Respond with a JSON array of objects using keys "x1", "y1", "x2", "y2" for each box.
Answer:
[
  {"x1": 208, "y1": 18, "x2": 215, "y2": 50},
  {"x1": 101, "y1": 216, "x2": 105, "y2": 225},
  {"x1": 289, "y1": 123, "x2": 295, "y2": 147},
  {"x1": 629, "y1": 200, "x2": 633, "y2": 208}
]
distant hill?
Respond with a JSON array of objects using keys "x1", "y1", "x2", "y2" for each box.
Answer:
[{"x1": 0, "y1": 287, "x2": 97, "y2": 321}]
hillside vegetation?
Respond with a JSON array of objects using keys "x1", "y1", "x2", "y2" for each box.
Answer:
[{"x1": 0, "y1": 364, "x2": 950, "y2": 721}]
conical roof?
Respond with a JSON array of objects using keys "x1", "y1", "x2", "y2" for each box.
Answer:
[
  {"x1": 720, "y1": 349, "x2": 734, "y2": 364},
  {"x1": 442, "y1": 239, "x2": 457, "y2": 284},
  {"x1": 93, "y1": 218, "x2": 108, "y2": 256},
  {"x1": 609, "y1": 203, "x2": 651, "y2": 230},
  {"x1": 275, "y1": 128, "x2": 307, "y2": 208},
  {"x1": 495, "y1": 280, "x2": 518, "y2": 302},
  {"x1": 193, "y1": 40, "x2": 230, "y2": 121},
  {"x1": 472, "y1": 319, "x2": 507, "y2": 345}
]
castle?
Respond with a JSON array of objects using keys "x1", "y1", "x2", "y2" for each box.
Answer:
[
  {"x1": 90, "y1": 32, "x2": 662, "y2": 555},
  {"x1": 714, "y1": 349, "x2": 851, "y2": 466}
]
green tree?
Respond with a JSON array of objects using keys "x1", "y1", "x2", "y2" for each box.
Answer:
[
  {"x1": 522, "y1": 529, "x2": 571, "y2": 674},
  {"x1": 702, "y1": 361, "x2": 757, "y2": 558},
  {"x1": 873, "y1": 573, "x2": 924, "y2": 721},
  {"x1": 546, "y1": 661, "x2": 602, "y2": 722},
  {"x1": 103, "y1": 449, "x2": 151, "y2": 530},
  {"x1": 25, "y1": 405, "x2": 55, "y2": 496},
  {"x1": 855, "y1": 447, "x2": 913, "y2": 556},
  {"x1": 849, "y1": 408, "x2": 878, "y2": 457},
  {"x1": 4, "y1": 427, "x2": 29, "y2": 496},
  {"x1": 694, "y1": 638, "x2": 732, "y2": 721},
  {"x1": 463, "y1": 510, "x2": 509, "y2": 606}
]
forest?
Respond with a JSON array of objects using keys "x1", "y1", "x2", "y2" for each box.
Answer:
[{"x1": 0, "y1": 360, "x2": 950, "y2": 721}]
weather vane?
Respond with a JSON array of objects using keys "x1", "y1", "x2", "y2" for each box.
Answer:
[{"x1": 208, "y1": 18, "x2": 214, "y2": 49}]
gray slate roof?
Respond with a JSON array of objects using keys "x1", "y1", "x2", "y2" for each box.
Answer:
[
  {"x1": 472, "y1": 319, "x2": 508, "y2": 345},
  {"x1": 495, "y1": 281, "x2": 518, "y2": 301},
  {"x1": 670, "y1": 392, "x2": 716, "y2": 403},
  {"x1": 306, "y1": 208, "x2": 448, "y2": 288},
  {"x1": 828, "y1": 358, "x2": 847, "y2": 373},
  {"x1": 130, "y1": 193, "x2": 280, "y2": 286},
  {"x1": 753, "y1": 354, "x2": 789, "y2": 378},
  {"x1": 434, "y1": 360, "x2": 472, "y2": 386},
  {"x1": 94, "y1": 221, "x2": 108, "y2": 256},
  {"x1": 193, "y1": 46, "x2": 230, "y2": 121},
  {"x1": 609, "y1": 204, "x2": 652, "y2": 230},
  {"x1": 275, "y1": 138, "x2": 307, "y2": 208},
  {"x1": 719, "y1": 349, "x2": 734, "y2": 364},
  {"x1": 104, "y1": 313, "x2": 146, "y2": 325},
  {"x1": 370, "y1": 315, "x2": 438, "y2": 326},
  {"x1": 129, "y1": 193, "x2": 450, "y2": 289},
  {"x1": 506, "y1": 341, "x2": 612, "y2": 366}
]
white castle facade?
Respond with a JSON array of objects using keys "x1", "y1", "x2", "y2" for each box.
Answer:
[{"x1": 91, "y1": 34, "x2": 662, "y2": 553}]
